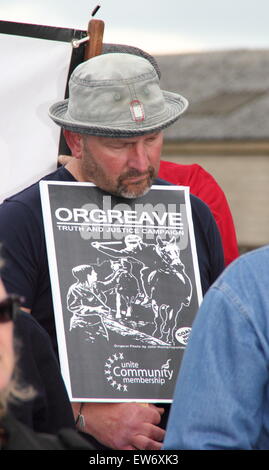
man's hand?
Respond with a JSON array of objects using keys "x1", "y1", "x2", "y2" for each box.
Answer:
[{"x1": 73, "y1": 402, "x2": 165, "y2": 450}]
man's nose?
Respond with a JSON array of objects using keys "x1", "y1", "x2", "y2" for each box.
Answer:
[{"x1": 128, "y1": 142, "x2": 149, "y2": 172}]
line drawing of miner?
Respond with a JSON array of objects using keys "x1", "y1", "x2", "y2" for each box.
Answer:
[
  {"x1": 91, "y1": 235, "x2": 184, "y2": 308},
  {"x1": 67, "y1": 264, "x2": 122, "y2": 343},
  {"x1": 108, "y1": 259, "x2": 140, "y2": 319},
  {"x1": 91, "y1": 235, "x2": 158, "y2": 306}
]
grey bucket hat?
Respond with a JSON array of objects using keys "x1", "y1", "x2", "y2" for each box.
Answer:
[{"x1": 49, "y1": 52, "x2": 188, "y2": 138}]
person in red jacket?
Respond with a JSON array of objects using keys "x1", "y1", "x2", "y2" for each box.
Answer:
[{"x1": 158, "y1": 160, "x2": 239, "y2": 266}]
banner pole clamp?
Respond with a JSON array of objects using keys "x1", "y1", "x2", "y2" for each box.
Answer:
[{"x1": 71, "y1": 36, "x2": 89, "y2": 48}]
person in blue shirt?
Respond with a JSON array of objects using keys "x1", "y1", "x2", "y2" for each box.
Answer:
[{"x1": 164, "y1": 245, "x2": 269, "y2": 450}]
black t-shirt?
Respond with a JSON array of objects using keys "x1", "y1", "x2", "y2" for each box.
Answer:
[{"x1": 0, "y1": 166, "x2": 224, "y2": 350}]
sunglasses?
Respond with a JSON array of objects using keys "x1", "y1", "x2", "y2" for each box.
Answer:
[{"x1": 0, "y1": 294, "x2": 24, "y2": 323}]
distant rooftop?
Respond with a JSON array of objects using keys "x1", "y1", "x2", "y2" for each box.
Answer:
[
  {"x1": 187, "y1": 90, "x2": 267, "y2": 116},
  {"x1": 156, "y1": 50, "x2": 269, "y2": 140}
]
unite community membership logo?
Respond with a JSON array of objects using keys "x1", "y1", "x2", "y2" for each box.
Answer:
[{"x1": 104, "y1": 353, "x2": 174, "y2": 393}]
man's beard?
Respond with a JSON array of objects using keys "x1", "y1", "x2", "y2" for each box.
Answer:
[
  {"x1": 81, "y1": 145, "x2": 157, "y2": 199},
  {"x1": 116, "y1": 167, "x2": 156, "y2": 199}
]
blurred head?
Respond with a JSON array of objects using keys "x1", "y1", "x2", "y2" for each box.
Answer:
[
  {"x1": 0, "y1": 282, "x2": 14, "y2": 380},
  {"x1": 0, "y1": 280, "x2": 17, "y2": 418}
]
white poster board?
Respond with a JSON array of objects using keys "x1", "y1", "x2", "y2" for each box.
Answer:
[{"x1": 40, "y1": 181, "x2": 203, "y2": 403}]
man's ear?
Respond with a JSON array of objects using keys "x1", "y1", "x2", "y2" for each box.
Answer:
[{"x1": 63, "y1": 130, "x2": 83, "y2": 159}]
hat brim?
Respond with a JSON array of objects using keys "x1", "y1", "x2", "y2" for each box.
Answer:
[{"x1": 49, "y1": 91, "x2": 188, "y2": 138}]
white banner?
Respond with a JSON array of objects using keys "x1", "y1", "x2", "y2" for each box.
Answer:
[{"x1": 0, "y1": 22, "x2": 78, "y2": 202}]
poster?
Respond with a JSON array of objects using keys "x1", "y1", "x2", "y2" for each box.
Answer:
[{"x1": 40, "y1": 181, "x2": 203, "y2": 403}]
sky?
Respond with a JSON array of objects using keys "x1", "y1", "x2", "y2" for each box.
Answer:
[{"x1": 1, "y1": 0, "x2": 269, "y2": 54}]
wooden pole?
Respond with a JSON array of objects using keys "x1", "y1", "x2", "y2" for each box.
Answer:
[{"x1": 84, "y1": 19, "x2": 105, "y2": 60}]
